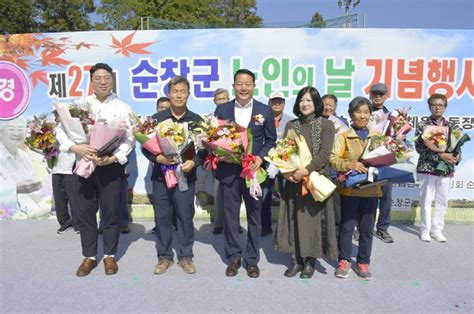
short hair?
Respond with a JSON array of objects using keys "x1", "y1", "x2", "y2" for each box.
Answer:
[
  {"x1": 348, "y1": 96, "x2": 372, "y2": 117},
  {"x1": 233, "y1": 69, "x2": 255, "y2": 83},
  {"x1": 90, "y1": 63, "x2": 113, "y2": 76},
  {"x1": 292, "y1": 86, "x2": 323, "y2": 117},
  {"x1": 427, "y1": 93, "x2": 448, "y2": 108},
  {"x1": 156, "y1": 96, "x2": 170, "y2": 105},
  {"x1": 322, "y1": 94, "x2": 338, "y2": 104},
  {"x1": 213, "y1": 88, "x2": 229, "y2": 97},
  {"x1": 168, "y1": 76, "x2": 190, "y2": 93}
]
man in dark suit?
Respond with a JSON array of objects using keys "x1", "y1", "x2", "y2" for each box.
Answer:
[{"x1": 214, "y1": 69, "x2": 277, "y2": 278}]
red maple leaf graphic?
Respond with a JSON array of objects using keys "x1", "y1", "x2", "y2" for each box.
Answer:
[
  {"x1": 74, "y1": 41, "x2": 97, "y2": 50},
  {"x1": 110, "y1": 31, "x2": 157, "y2": 57},
  {"x1": 29, "y1": 70, "x2": 49, "y2": 88},
  {"x1": 41, "y1": 48, "x2": 71, "y2": 66}
]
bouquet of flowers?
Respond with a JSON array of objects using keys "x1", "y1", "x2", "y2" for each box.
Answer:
[
  {"x1": 189, "y1": 114, "x2": 219, "y2": 149},
  {"x1": 73, "y1": 121, "x2": 128, "y2": 178},
  {"x1": 421, "y1": 125, "x2": 448, "y2": 152},
  {"x1": 385, "y1": 137, "x2": 414, "y2": 163},
  {"x1": 201, "y1": 120, "x2": 267, "y2": 199},
  {"x1": 368, "y1": 110, "x2": 390, "y2": 134},
  {"x1": 25, "y1": 116, "x2": 59, "y2": 169},
  {"x1": 435, "y1": 128, "x2": 471, "y2": 175},
  {"x1": 264, "y1": 129, "x2": 311, "y2": 173},
  {"x1": 360, "y1": 135, "x2": 397, "y2": 167},
  {"x1": 387, "y1": 107, "x2": 412, "y2": 139},
  {"x1": 130, "y1": 113, "x2": 161, "y2": 155},
  {"x1": 328, "y1": 114, "x2": 349, "y2": 136},
  {"x1": 53, "y1": 102, "x2": 94, "y2": 144}
]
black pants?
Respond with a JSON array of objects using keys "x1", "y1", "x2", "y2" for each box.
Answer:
[
  {"x1": 376, "y1": 182, "x2": 393, "y2": 231},
  {"x1": 261, "y1": 174, "x2": 283, "y2": 232},
  {"x1": 76, "y1": 163, "x2": 125, "y2": 257},
  {"x1": 220, "y1": 177, "x2": 262, "y2": 266},
  {"x1": 52, "y1": 173, "x2": 77, "y2": 227},
  {"x1": 153, "y1": 179, "x2": 195, "y2": 261},
  {"x1": 338, "y1": 195, "x2": 377, "y2": 264}
]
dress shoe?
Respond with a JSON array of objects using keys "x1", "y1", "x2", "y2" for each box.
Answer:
[
  {"x1": 154, "y1": 258, "x2": 173, "y2": 275},
  {"x1": 120, "y1": 226, "x2": 130, "y2": 234},
  {"x1": 212, "y1": 227, "x2": 223, "y2": 235},
  {"x1": 284, "y1": 262, "x2": 303, "y2": 277},
  {"x1": 103, "y1": 256, "x2": 118, "y2": 275},
  {"x1": 178, "y1": 258, "x2": 196, "y2": 274},
  {"x1": 245, "y1": 265, "x2": 260, "y2": 278},
  {"x1": 225, "y1": 259, "x2": 241, "y2": 277},
  {"x1": 76, "y1": 258, "x2": 97, "y2": 277},
  {"x1": 300, "y1": 258, "x2": 316, "y2": 279}
]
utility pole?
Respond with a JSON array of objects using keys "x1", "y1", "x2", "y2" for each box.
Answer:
[{"x1": 338, "y1": 0, "x2": 360, "y2": 28}]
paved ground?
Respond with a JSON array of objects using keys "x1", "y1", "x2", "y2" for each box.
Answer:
[{"x1": 1, "y1": 220, "x2": 473, "y2": 313}]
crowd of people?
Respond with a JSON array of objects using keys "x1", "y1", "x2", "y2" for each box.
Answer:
[{"x1": 43, "y1": 63, "x2": 463, "y2": 280}]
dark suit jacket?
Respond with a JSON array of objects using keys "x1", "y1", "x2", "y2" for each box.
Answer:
[{"x1": 214, "y1": 99, "x2": 277, "y2": 183}]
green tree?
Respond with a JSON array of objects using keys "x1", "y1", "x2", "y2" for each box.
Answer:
[
  {"x1": 310, "y1": 11, "x2": 326, "y2": 28},
  {"x1": 35, "y1": 0, "x2": 95, "y2": 32},
  {"x1": 96, "y1": 0, "x2": 262, "y2": 30},
  {"x1": 0, "y1": 0, "x2": 39, "y2": 34}
]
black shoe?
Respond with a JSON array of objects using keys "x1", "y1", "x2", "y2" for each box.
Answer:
[
  {"x1": 239, "y1": 226, "x2": 244, "y2": 234},
  {"x1": 73, "y1": 226, "x2": 80, "y2": 234},
  {"x1": 353, "y1": 229, "x2": 359, "y2": 241},
  {"x1": 120, "y1": 226, "x2": 130, "y2": 234},
  {"x1": 212, "y1": 227, "x2": 223, "y2": 235},
  {"x1": 151, "y1": 226, "x2": 157, "y2": 234},
  {"x1": 375, "y1": 229, "x2": 394, "y2": 243},
  {"x1": 261, "y1": 229, "x2": 273, "y2": 237},
  {"x1": 57, "y1": 223, "x2": 72, "y2": 234},
  {"x1": 300, "y1": 258, "x2": 316, "y2": 279},
  {"x1": 284, "y1": 262, "x2": 303, "y2": 277}
]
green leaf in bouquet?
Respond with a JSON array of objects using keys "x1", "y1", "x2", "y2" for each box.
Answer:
[
  {"x1": 134, "y1": 132, "x2": 150, "y2": 145},
  {"x1": 47, "y1": 157, "x2": 58, "y2": 169},
  {"x1": 215, "y1": 147, "x2": 241, "y2": 164},
  {"x1": 245, "y1": 167, "x2": 268, "y2": 188},
  {"x1": 435, "y1": 160, "x2": 453, "y2": 176}
]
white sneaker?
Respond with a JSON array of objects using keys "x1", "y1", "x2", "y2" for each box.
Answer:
[
  {"x1": 430, "y1": 230, "x2": 447, "y2": 242},
  {"x1": 420, "y1": 231, "x2": 431, "y2": 242}
]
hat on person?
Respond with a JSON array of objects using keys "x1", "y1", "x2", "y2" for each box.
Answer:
[
  {"x1": 269, "y1": 91, "x2": 285, "y2": 100},
  {"x1": 370, "y1": 83, "x2": 388, "y2": 94}
]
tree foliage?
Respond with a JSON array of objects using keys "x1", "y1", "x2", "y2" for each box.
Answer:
[
  {"x1": 96, "y1": 0, "x2": 263, "y2": 30},
  {"x1": 35, "y1": 0, "x2": 95, "y2": 32},
  {"x1": 0, "y1": 0, "x2": 39, "y2": 34},
  {"x1": 310, "y1": 11, "x2": 326, "y2": 28}
]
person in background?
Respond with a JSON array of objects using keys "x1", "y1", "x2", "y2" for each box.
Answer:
[
  {"x1": 368, "y1": 82, "x2": 394, "y2": 244},
  {"x1": 330, "y1": 96, "x2": 383, "y2": 280},
  {"x1": 274, "y1": 86, "x2": 337, "y2": 279},
  {"x1": 322, "y1": 94, "x2": 348, "y2": 232},
  {"x1": 213, "y1": 88, "x2": 230, "y2": 105},
  {"x1": 52, "y1": 120, "x2": 80, "y2": 234},
  {"x1": 415, "y1": 93, "x2": 461, "y2": 243},
  {"x1": 143, "y1": 76, "x2": 207, "y2": 275},
  {"x1": 261, "y1": 91, "x2": 293, "y2": 237},
  {"x1": 156, "y1": 96, "x2": 171, "y2": 113},
  {"x1": 214, "y1": 69, "x2": 276, "y2": 278}
]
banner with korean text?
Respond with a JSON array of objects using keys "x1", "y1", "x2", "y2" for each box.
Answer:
[{"x1": 0, "y1": 28, "x2": 473, "y2": 220}]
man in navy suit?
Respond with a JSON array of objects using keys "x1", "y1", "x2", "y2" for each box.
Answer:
[{"x1": 214, "y1": 69, "x2": 277, "y2": 278}]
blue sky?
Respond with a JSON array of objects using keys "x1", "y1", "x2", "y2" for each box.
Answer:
[{"x1": 257, "y1": 0, "x2": 474, "y2": 29}]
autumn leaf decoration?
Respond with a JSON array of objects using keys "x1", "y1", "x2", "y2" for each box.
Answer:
[
  {"x1": 110, "y1": 31, "x2": 157, "y2": 57},
  {"x1": 0, "y1": 34, "x2": 97, "y2": 88}
]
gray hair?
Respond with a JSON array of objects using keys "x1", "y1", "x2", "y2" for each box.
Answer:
[
  {"x1": 213, "y1": 88, "x2": 229, "y2": 97},
  {"x1": 0, "y1": 115, "x2": 27, "y2": 132},
  {"x1": 168, "y1": 76, "x2": 190, "y2": 93}
]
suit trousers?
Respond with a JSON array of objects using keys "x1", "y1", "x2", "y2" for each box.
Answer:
[
  {"x1": 418, "y1": 173, "x2": 451, "y2": 233},
  {"x1": 338, "y1": 195, "x2": 378, "y2": 264},
  {"x1": 76, "y1": 163, "x2": 124, "y2": 257},
  {"x1": 261, "y1": 174, "x2": 283, "y2": 232},
  {"x1": 52, "y1": 173, "x2": 77, "y2": 227},
  {"x1": 219, "y1": 176, "x2": 262, "y2": 266},
  {"x1": 153, "y1": 179, "x2": 195, "y2": 260}
]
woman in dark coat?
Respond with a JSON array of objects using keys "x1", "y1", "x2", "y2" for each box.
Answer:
[{"x1": 274, "y1": 86, "x2": 337, "y2": 279}]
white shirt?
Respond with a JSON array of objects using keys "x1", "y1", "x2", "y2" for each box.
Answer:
[
  {"x1": 0, "y1": 143, "x2": 35, "y2": 181},
  {"x1": 58, "y1": 93, "x2": 135, "y2": 165},
  {"x1": 235, "y1": 99, "x2": 253, "y2": 127},
  {"x1": 51, "y1": 124, "x2": 76, "y2": 174}
]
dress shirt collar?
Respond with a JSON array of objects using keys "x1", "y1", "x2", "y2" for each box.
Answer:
[{"x1": 235, "y1": 99, "x2": 253, "y2": 109}]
